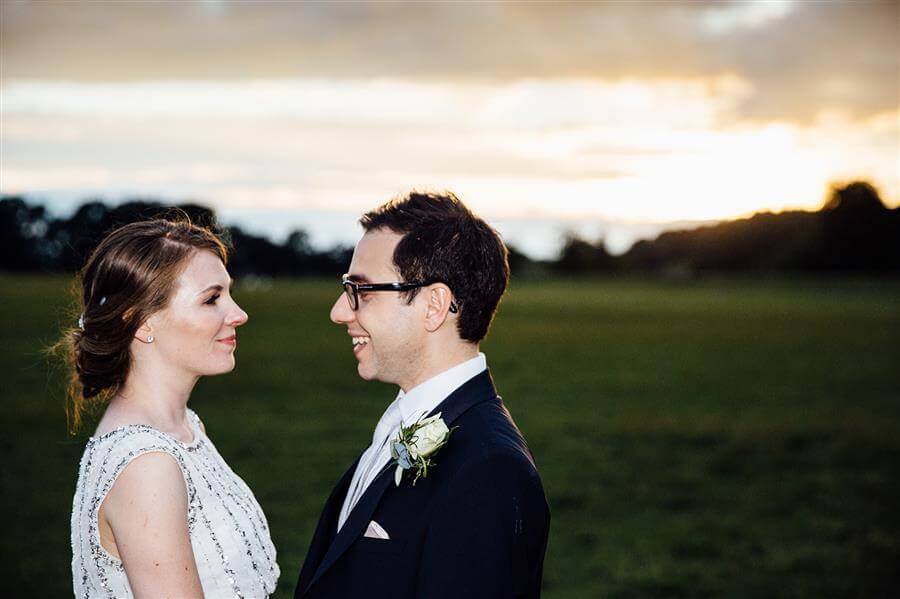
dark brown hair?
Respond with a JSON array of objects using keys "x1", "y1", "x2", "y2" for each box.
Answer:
[
  {"x1": 50, "y1": 217, "x2": 229, "y2": 433},
  {"x1": 360, "y1": 191, "x2": 509, "y2": 343}
]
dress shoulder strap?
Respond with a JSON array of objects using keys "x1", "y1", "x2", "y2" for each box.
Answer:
[{"x1": 81, "y1": 426, "x2": 197, "y2": 512}]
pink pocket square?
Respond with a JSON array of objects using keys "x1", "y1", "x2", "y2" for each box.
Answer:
[{"x1": 363, "y1": 520, "x2": 390, "y2": 540}]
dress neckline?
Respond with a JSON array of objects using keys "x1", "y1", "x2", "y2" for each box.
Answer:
[{"x1": 88, "y1": 408, "x2": 203, "y2": 450}]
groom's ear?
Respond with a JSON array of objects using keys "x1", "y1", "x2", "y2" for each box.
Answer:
[{"x1": 423, "y1": 284, "x2": 455, "y2": 333}]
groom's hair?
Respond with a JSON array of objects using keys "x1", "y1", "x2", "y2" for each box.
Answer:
[{"x1": 360, "y1": 191, "x2": 509, "y2": 343}]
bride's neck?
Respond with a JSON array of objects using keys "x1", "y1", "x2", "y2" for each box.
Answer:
[{"x1": 107, "y1": 362, "x2": 199, "y2": 433}]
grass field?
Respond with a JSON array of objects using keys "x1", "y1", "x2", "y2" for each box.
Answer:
[{"x1": 2, "y1": 274, "x2": 899, "y2": 598}]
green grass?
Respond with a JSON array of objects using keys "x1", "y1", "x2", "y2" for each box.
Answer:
[{"x1": 2, "y1": 275, "x2": 899, "y2": 597}]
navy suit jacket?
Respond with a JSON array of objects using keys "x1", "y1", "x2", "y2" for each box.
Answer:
[{"x1": 294, "y1": 370, "x2": 550, "y2": 598}]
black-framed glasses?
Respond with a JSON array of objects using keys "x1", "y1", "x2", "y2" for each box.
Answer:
[{"x1": 341, "y1": 274, "x2": 458, "y2": 313}]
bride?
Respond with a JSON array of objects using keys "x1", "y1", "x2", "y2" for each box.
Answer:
[{"x1": 59, "y1": 218, "x2": 280, "y2": 597}]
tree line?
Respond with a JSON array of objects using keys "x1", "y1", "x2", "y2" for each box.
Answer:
[
  {"x1": 547, "y1": 181, "x2": 899, "y2": 276},
  {"x1": 0, "y1": 199, "x2": 352, "y2": 278},
  {"x1": 2, "y1": 181, "x2": 897, "y2": 278}
]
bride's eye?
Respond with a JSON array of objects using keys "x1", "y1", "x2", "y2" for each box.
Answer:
[{"x1": 205, "y1": 293, "x2": 220, "y2": 305}]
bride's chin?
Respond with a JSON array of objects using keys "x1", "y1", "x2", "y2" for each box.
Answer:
[{"x1": 212, "y1": 358, "x2": 237, "y2": 375}]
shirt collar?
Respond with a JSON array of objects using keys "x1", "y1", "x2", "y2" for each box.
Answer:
[{"x1": 396, "y1": 353, "x2": 487, "y2": 426}]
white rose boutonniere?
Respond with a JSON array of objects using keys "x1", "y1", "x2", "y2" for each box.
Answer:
[{"x1": 390, "y1": 413, "x2": 455, "y2": 486}]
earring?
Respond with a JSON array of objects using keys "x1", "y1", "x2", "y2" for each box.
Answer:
[{"x1": 147, "y1": 336, "x2": 154, "y2": 343}]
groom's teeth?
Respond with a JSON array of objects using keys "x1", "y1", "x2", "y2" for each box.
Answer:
[{"x1": 352, "y1": 336, "x2": 370, "y2": 346}]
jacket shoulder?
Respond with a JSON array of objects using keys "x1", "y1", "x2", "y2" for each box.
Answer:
[{"x1": 446, "y1": 396, "x2": 539, "y2": 475}]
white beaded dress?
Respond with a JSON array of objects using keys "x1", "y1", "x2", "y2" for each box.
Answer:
[{"x1": 71, "y1": 408, "x2": 280, "y2": 598}]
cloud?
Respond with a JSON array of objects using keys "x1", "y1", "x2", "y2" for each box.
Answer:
[
  {"x1": 2, "y1": 1, "x2": 896, "y2": 122},
  {"x1": 0, "y1": 77, "x2": 748, "y2": 198},
  {"x1": 0, "y1": 77, "x2": 743, "y2": 128}
]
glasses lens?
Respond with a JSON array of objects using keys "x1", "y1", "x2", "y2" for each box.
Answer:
[{"x1": 342, "y1": 281, "x2": 358, "y2": 310}]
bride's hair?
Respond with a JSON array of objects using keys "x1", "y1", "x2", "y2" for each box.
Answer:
[{"x1": 50, "y1": 216, "x2": 229, "y2": 433}]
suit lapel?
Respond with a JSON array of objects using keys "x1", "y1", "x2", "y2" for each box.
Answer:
[
  {"x1": 296, "y1": 454, "x2": 361, "y2": 596},
  {"x1": 303, "y1": 369, "x2": 499, "y2": 594},
  {"x1": 306, "y1": 460, "x2": 395, "y2": 591}
]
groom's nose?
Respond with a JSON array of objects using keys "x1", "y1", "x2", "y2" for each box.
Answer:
[{"x1": 330, "y1": 292, "x2": 354, "y2": 324}]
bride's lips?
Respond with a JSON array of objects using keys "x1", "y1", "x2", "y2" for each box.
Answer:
[{"x1": 217, "y1": 335, "x2": 237, "y2": 347}]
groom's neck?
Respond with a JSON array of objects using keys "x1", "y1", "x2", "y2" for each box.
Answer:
[{"x1": 397, "y1": 340, "x2": 479, "y2": 393}]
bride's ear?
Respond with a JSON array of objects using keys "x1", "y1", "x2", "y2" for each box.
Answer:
[{"x1": 134, "y1": 319, "x2": 155, "y2": 344}]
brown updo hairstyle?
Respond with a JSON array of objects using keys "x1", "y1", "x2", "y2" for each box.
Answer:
[{"x1": 51, "y1": 217, "x2": 229, "y2": 433}]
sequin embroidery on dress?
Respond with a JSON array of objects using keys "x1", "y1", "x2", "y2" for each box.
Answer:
[{"x1": 70, "y1": 409, "x2": 280, "y2": 598}]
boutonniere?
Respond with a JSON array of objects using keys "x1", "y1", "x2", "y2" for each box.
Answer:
[{"x1": 390, "y1": 413, "x2": 455, "y2": 486}]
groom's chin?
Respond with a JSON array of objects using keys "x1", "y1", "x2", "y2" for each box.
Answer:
[
  {"x1": 357, "y1": 363, "x2": 376, "y2": 381},
  {"x1": 357, "y1": 363, "x2": 390, "y2": 384}
]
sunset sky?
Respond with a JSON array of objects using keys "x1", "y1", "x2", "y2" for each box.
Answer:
[{"x1": 1, "y1": 1, "x2": 898, "y2": 256}]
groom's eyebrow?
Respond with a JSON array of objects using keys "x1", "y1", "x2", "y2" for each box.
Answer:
[{"x1": 346, "y1": 274, "x2": 371, "y2": 283}]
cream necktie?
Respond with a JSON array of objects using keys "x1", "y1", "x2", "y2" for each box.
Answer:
[{"x1": 337, "y1": 399, "x2": 403, "y2": 531}]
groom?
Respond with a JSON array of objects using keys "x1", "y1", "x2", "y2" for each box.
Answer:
[{"x1": 294, "y1": 192, "x2": 550, "y2": 598}]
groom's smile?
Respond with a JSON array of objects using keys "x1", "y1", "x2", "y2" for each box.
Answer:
[{"x1": 351, "y1": 335, "x2": 370, "y2": 355}]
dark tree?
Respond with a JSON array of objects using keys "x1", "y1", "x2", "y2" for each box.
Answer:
[
  {"x1": 1, "y1": 197, "x2": 49, "y2": 271},
  {"x1": 821, "y1": 182, "x2": 898, "y2": 272},
  {"x1": 554, "y1": 234, "x2": 618, "y2": 274},
  {"x1": 505, "y1": 243, "x2": 537, "y2": 277},
  {"x1": 620, "y1": 181, "x2": 898, "y2": 275}
]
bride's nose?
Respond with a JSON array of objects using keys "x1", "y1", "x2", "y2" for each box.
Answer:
[{"x1": 227, "y1": 302, "x2": 249, "y2": 327}]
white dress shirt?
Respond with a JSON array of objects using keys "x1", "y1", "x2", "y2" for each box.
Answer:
[{"x1": 337, "y1": 353, "x2": 487, "y2": 532}]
